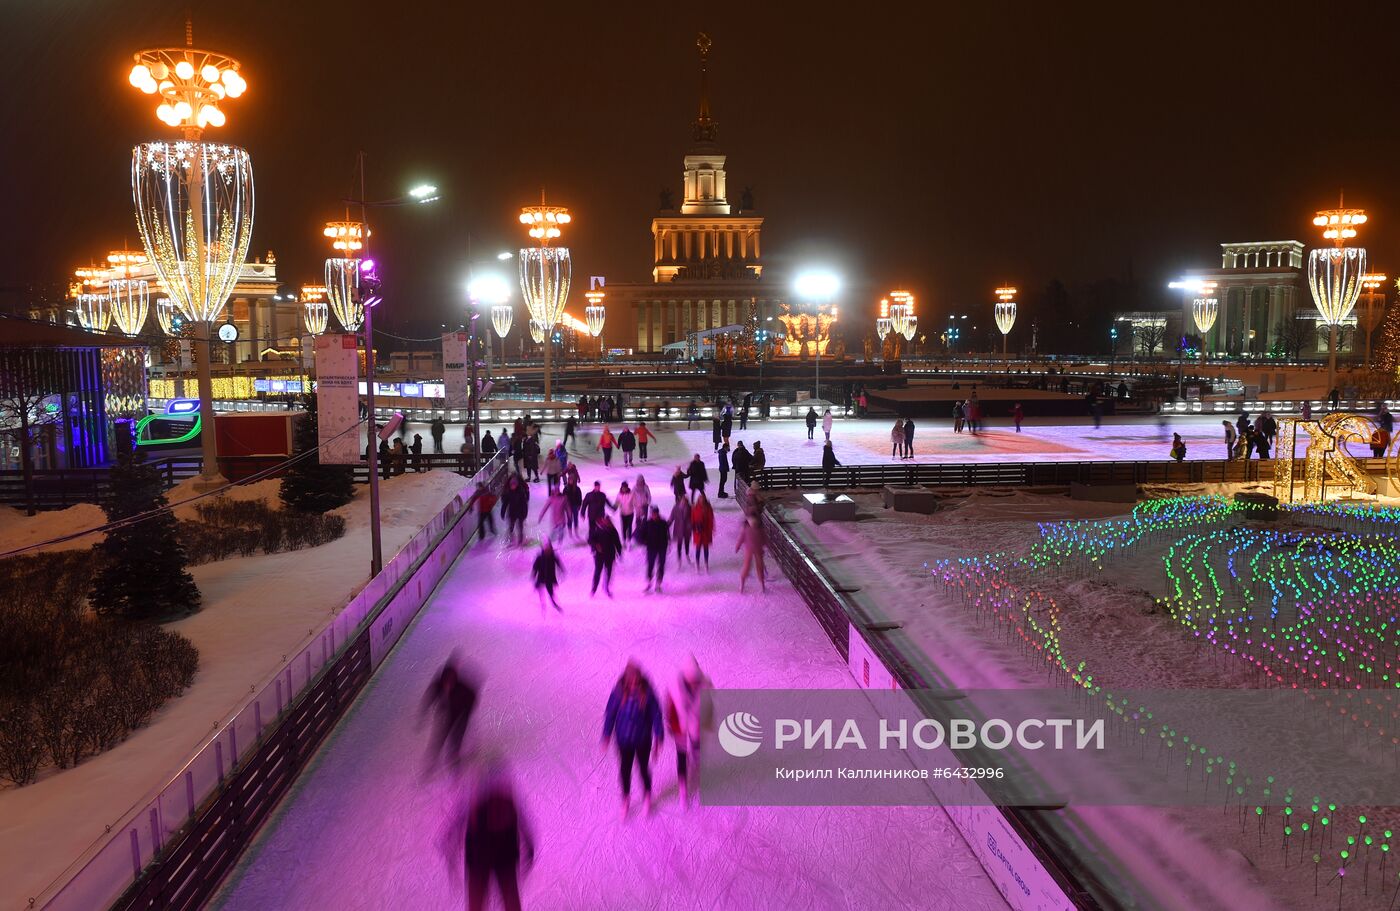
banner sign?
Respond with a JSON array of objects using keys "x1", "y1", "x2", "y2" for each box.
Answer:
[
  {"x1": 442, "y1": 332, "x2": 470, "y2": 409},
  {"x1": 315, "y1": 333, "x2": 361, "y2": 464}
]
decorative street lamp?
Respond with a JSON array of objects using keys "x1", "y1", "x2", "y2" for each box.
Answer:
[
  {"x1": 994, "y1": 286, "x2": 1017, "y2": 362},
  {"x1": 325, "y1": 250, "x2": 364, "y2": 331},
  {"x1": 108, "y1": 278, "x2": 150, "y2": 336},
  {"x1": 128, "y1": 25, "x2": 251, "y2": 490},
  {"x1": 301, "y1": 285, "x2": 329, "y2": 336},
  {"x1": 585, "y1": 276, "x2": 607, "y2": 363},
  {"x1": 468, "y1": 271, "x2": 512, "y2": 378},
  {"x1": 1308, "y1": 201, "x2": 1368, "y2": 394},
  {"x1": 76, "y1": 292, "x2": 111, "y2": 332},
  {"x1": 323, "y1": 220, "x2": 368, "y2": 254},
  {"x1": 517, "y1": 194, "x2": 572, "y2": 404},
  {"x1": 1358, "y1": 273, "x2": 1388, "y2": 370},
  {"x1": 876, "y1": 298, "x2": 892, "y2": 343}
]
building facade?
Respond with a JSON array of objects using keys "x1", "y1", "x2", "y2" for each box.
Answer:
[
  {"x1": 1179, "y1": 241, "x2": 1314, "y2": 357},
  {"x1": 595, "y1": 34, "x2": 784, "y2": 355}
]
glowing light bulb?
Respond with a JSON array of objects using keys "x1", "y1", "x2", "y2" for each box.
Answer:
[
  {"x1": 201, "y1": 64, "x2": 221, "y2": 83},
  {"x1": 175, "y1": 60, "x2": 194, "y2": 80}
]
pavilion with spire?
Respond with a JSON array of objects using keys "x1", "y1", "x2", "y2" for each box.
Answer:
[{"x1": 603, "y1": 33, "x2": 779, "y2": 356}]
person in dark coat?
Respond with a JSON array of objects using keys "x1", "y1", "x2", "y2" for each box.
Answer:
[
  {"x1": 430, "y1": 417, "x2": 445, "y2": 454},
  {"x1": 378, "y1": 438, "x2": 392, "y2": 480},
  {"x1": 420, "y1": 657, "x2": 479, "y2": 770},
  {"x1": 720, "y1": 410, "x2": 733, "y2": 446},
  {"x1": 411, "y1": 433, "x2": 424, "y2": 472},
  {"x1": 461, "y1": 771, "x2": 534, "y2": 911},
  {"x1": 821, "y1": 440, "x2": 841, "y2": 488},
  {"x1": 638, "y1": 506, "x2": 670, "y2": 593},
  {"x1": 711, "y1": 416, "x2": 722, "y2": 452},
  {"x1": 563, "y1": 415, "x2": 577, "y2": 449},
  {"x1": 805, "y1": 407, "x2": 818, "y2": 440},
  {"x1": 588, "y1": 514, "x2": 623, "y2": 597},
  {"x1": 532, "y1": 539, "x2": 563, "y2": 612},
  {"x1": 716, "y1": 442, "x2": 731, "y2": 499},
  {"x1": 601, "y1": 662, "x2": 664, "y2": 818},
  {"x1": 481, "y1": 430, "x2": 497, "y2": 460},
  {"x1": 563, "y1": 477, "x2": 583, "y2": 538},
  {"x1": 581, "y1": 480, "x2": 615, "y2": 525},
  {"x1": 902, "y1": 417, "x2": 916, "y2": 459},
  {"x1": 618, "y1": 426, "x2": 637, "y2": 468},
  {"x1": 731, "y1": 441, "x2": 752, "y2": 486},
  {"x1": 740, "y1": 392, "x2": 752, "y2": 430},
  {"x1": 750, "y1": 442, "x2": 766, "y2": 475},
  {"x1": 670, "y1": 466, "x2": 686, "y2": 501},
  {"x1": 523, "y1": 435, "x2": 541, "y2": 482},
  {"x1": 500, "y1": 475, "x2": 530, "y2": 546},
  {"x1": 686, "y1": 453, "x2": 709, "y2": 501}
]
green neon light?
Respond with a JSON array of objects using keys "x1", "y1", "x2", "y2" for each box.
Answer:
[{"x1": 134, "y1": 411, "x2": 201, "y2": 447}]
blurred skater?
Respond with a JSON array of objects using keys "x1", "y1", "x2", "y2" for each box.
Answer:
[
  {"x1": 602, "y1": 662, "x2": 664, "y2": 819},
  {"x1": 669, "y1": 495, "x2": 693, "y2": 564},
  {"x1": 531, "y1": 539, "x2": 563, "y2": 613},
  {"x1": 639, "y1": 505, "x2": 670, "y2": 593},
  {"x1": 736, "y1": 510, "x2": 767, "y2": 593},
  {"x1": 446, "y1": 767, "x2": 535, "y2": 911},
  {"x1": 665, "y1": 656, "x2": 714, "y2": 806},
  {"x1": 420, "y1": 656, "x2": 479, "y2": 771},
  {"x1": 691, "y1": 492, "x2": 714, "y2": 572},
  {"x1": 589, "y1": 514, "x2": 623, "y2": 597}
]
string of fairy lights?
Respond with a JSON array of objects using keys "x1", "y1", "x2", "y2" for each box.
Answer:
[{"x1": 930, "y1": 494, "x2": 1400, "y2": 898}]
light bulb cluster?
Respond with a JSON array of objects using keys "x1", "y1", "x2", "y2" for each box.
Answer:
[
  {"x1": 323, "y1": 221, "x2": 368, "y2": 253},
  {"x1": 888, "y1": 290, "x2": 916, "y2": 340},
  {"x1": 1313, "y1": 208, "x2": 1367, "y2": 244},
  {"x1": 108, "y1": 278, "x2": 150, "y2": 336},
  {"x1": 518, "y1": 205, "x2": 572, "y2": 242},
  {"x1": 129, "y1": 48, "x2": 245, "y2": 131}
]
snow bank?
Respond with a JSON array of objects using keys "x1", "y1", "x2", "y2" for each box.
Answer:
[{"x1": 0, "y1": 469, "x2": 469, "y2": 908}]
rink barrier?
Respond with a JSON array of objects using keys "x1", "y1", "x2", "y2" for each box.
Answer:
[
  {"x1": 32, "y1": 454, "x2": 509, "y2": 911},
  {"x1": 738, "y1": 484, "x2": 1098, "y2": 911}
]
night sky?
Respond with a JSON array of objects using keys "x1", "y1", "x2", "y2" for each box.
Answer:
[{"x1": 4, "y1": 1, "x2": 1400, "y2": 345}]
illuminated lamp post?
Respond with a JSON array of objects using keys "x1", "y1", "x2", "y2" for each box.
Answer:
[
  {"x1": 325, "y1": 222, "x2": 368, "y2": 331},
  {"x1": 517, "y1": 195, "x2": 572, "y2": 405},
  {"x1": 468, "y1": 271, "x2": 512, "y2": 381},
  {"x1": 994, "y1": 286, "x2": 1017, "y2": 368},
  {"x1": 109, "y1": 279, "x2": 150, "y2": 336},
  {"x1": 528, "y1": 319, "x2": 546, "y2": 344},
  {"x1": 128, "y1": 27, "x2": 251, "y2": 490},
  {"x1": 301, "y1": 285, "x2": 329, "y2": 336},
  {"x1": 1308, "y1": 202, "x2": 1368, "y2": 395},
  {"x1": 585, "y1": 279, "x2": 607, "y2": 364},
  {"x1": 1358, "y1": 273, "x2": 1388, "y2": 370},
  {"x1": 794, "y1": 268, "x2": 841, "y2": 400},
  {"x1": 76, "y1": 292, "x2": 112, "y2": 332}
]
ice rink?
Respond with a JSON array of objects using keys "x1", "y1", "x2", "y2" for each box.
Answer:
[{"x1": 211, "y1": 431, "x2": 1006, "y2": 911}]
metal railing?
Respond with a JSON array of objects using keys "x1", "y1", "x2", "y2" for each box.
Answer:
[
  {"x1": 734, "y1": 482, "x2": 1098, "y2": 908},
  {"x1": 31, "y1": 454, "x2": 509, "y2": 911},
  {"x1": 753, "y1": 458, "x2": 1276, "y2": 490}
]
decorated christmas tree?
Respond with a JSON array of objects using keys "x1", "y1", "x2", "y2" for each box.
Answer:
[
  {"x1": 280, "y1": 396, "x2": 356, "y2": 513},
  {"x1": 1375, "y1": 300, "x2": 1400, "y2": 375},
  {"x1": 90, "y1": 450, "x2": 200, "y2": 621}
]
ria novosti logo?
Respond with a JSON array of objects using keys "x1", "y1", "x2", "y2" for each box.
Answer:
[{"x1": 718, "y1": 712, "x2": 763, "y2": 757}]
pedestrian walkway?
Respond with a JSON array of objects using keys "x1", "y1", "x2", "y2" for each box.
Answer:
[{"x1": 211, "y1": 430, "x2": 1004, "y2": 911}]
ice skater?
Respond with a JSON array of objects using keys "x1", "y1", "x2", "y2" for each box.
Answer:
[
  {"x1": 665, "y1": 656, "x2": 714, "y2": 806},
  {"x1": 602, "y1": 661, "x2": 664, "y2": 819},
  {"x1": 691, "y1": 492, "x2": 714, "y2": 572},
  {"x1": 639, "y1": 506, "x2": 670, "y2": 593},
  {"x1": 736, "y1": 510, "x2": 767, "y2": 593},
  {"x1": 821, "y1": 440, "x2": 841, "y2": 489},
  {"x1": 596, "y1": 425, "x2": 615, "y2": 467},
  {"x1": 500, "y1": 475, "x2": 530, "y2": 546},
  {"x1": 531, "y1": 539, "x2": 563, "y2": 613},
  {"x1": 1012, "y1": 403, "x2": 1024, "y2": 433},
  {"x1": 669, "y1": 495, "x2": 693, "y2": 565},
  {"x1": 420, "y1": 656, "x2": 479, "y2": 771},
  {"x1": 686, "y1": 453, "x2": 708, "y2": 502},
  {"x1": 453, "y1": 766, "x2": 534, "y2": 911},
  {"x1": 902, "y1": 416, "x2": 915, "y2": 459},
  {"x1": 805, "y1": 406, "x2": 818, "y2": 440},
  {"x1": 717, "y1": 441, "x2": 730, "y2": 499},
  {"x1": 891, "y1": 418, "x2": 904, "y2": 458},
  {"x1": 821, "y1": 407, "x2": 833, "y2": 442},
  {"x1": 589, "y1": 514, "x2": 623, "y2": 598},
  {"x1": 616, "y1": 481, "x2": 636, "y2": 544},
  {"x1": 466, "y1": 481, "x2": 499, "y2": 541}
]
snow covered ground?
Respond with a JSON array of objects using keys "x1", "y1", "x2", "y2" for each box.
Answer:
[
  {"x1": 774, "y1": 487, "x2": 1399, "y2": 910},
  {"x1": 211, "y1": 432, "x2": 1006, "y2": 911},
  {"x1": 0, "y1": 470, "x2": 468, "y2": 909}
]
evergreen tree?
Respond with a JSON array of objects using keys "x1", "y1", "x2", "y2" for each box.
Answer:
[
  {"x1": 279, "y1": 395, "x2": 356, "y2": 513},
  {"x1": 90, "y1": 452, "x2": 200, "y2": 621},
  {"x1": 1376, "y1": 301, "x2": 1400, "y2": 375}
]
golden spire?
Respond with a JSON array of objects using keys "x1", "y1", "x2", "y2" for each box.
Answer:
[{"x1": 692, "y1": 32, "x2": 718, "y2": 143}]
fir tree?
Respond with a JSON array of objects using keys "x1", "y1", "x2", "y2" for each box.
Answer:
[
  {"x1": 279, "y1": 395, "x2": 356, "y2": 513},
  {"x1": 1376, "y1": 300, "x2": 1400, "y2": 376},
  {"x1": 90, "y1": 451, "x2": 200, "y2": 621}
]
